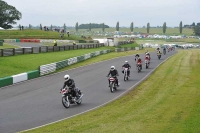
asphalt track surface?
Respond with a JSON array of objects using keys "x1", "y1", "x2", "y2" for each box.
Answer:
[
  {"x1": 0, "y1": 50, "x2": 177, "y2": 133},
  {"x1": 10, "y1": 43, "x2": 44, "y2": 48}
]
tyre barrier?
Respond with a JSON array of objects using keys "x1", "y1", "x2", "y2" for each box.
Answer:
[
  {"x1": 115, "y1": 47, "x2": 135, "y2": 52},
  {"x1": 0, "y1": 70, "x2": 39, "y2": 88},
  {"x1": 39, "y1": 49, "x2": 111, "y2": 76},
  {"x1": 20, "y1": 39, "x2": 40, "y2": 43}
]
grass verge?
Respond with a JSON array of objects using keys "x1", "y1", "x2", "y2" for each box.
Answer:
[
  {"x1": 0, "y1": 29, "x2": 83, "y2": 40},
  {"x1": 0, "y1": 46, "x2": 152, "y2": 78},
  {"x1": 23, "y1": 49, "x2": 200, "y2": 133}
]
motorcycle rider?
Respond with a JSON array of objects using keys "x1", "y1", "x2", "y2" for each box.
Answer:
[
  {"x1": 122, "y1": 61, "x2": 131, "y2": 77},
  {"x1": 163, "y1": 47, "x2": 166, "y2": 53},
  {"x1": 137, "y1": 57, "x2": 143, "y2": 69},
  {"x1": 135, "y1": 53, "x2": 140, "y2": 61},
  {"x1": 145, "y1": 53, "x2": 150, "y2": 64},
  {"x1": 145, "y1": 50, "x2": 151, "y2": 60},
  {"x1": 157, "y1": 50, "x2": 162, "y2": 55},
  {"x1": 61, "y1": 75, "x2": 78, "y2": 98},
  {"x1": 107, "y1": 66, "x2": 120, "y2": 87}
]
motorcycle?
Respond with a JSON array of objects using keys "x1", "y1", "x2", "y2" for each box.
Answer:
[
  {"x1": 163, "y1": 49, "x2": 166, "y2": 55},
  {"x1": 145, "y1": 59, "x2": 149, "y2": 69},
  {"x1": 157, "y1": 53, "x2": 162, "y2": 59},
  {"x1": 137, "y1": 62, "x2": 142, "y2": 72},
  {"x1": 61, "y1": 87, "x2": 83, "y2": 108},
  {"x1": 108, "y1": 77, "x2": 118, "y2": 93},
  {"x1": 123, "y1": 67, "x2": 129, "y2": 81}
]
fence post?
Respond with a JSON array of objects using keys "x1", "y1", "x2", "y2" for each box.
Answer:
[
  {"x1": 77, "y1": 45, "x2": 78, "y2": 49},
  {"x1": 73, "y1": 45, "x2": 74, "y2": 50},
  {"x1": 23, "y1": 48, "x2": 25, "y2": 54},
  {"x1": 46, "y1": 46, "x2": 48, "y2": 52},
  {"x1": 32, "y1": 47, "x2": 33, "y2": 54},
  {"x1": 39, "y1": 47, "x2": 42, "y2": 53},
  {"x1": 1, "y1": 49, "x2": 3, "y2": 57},
  {"x1": 13, "y1": 48, "x2": 15, "y2": 56},
  {"x1": 59, "y1": 46, "x2": 61, "y2": 51},
  {"x1": 64, "y1": 46, "x2": 66, "y2": 51}
]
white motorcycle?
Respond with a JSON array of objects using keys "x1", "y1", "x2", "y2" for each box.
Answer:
[
  {"x1": 145, "y1": 59, "x2": 149, "y2": 69},
  {"x1": 123, "y1": 67, "x2": 129, "y2": 81}
]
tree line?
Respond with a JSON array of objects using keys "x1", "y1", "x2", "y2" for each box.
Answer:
[{"x1": 1, "y1": 0, "x2": 200, "y2": 36}]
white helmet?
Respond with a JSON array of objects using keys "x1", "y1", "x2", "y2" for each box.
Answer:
[
  {"x1": 125, "y1": 61, "x2": 128, "y2": 64},
  {"x1": 64, "y1": 75, "x2": 70, "y2": 81},
  {"x1": 110, "y1": 66, "x2": 115, "y2": 71}
]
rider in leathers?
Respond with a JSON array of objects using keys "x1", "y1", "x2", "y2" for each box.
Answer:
[
  {"x1": 107, "y1": 66, "x2": 120, "y2": 87},
  {"x1": 122, "y1": 61, "x2": 131, "y2": 76},
  {"x1": 61, "y1": 75, "x2": 78, "y2": 97},
  {"x1": 135, "y1": 54, "x2": 140, "y2": 61}
]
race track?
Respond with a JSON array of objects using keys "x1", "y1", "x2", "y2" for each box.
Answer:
[{"x1": 0, "y1": 50, "x2": 176, "y2": 133}]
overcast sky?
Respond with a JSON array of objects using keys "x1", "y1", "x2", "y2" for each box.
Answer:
[{"x1": 4, "y1": 0, "x2": 200, "y2": 27}]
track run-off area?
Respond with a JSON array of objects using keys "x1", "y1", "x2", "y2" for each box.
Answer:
[{"x1": 0, "y1": 50, "x2": 177, "y2": 133}]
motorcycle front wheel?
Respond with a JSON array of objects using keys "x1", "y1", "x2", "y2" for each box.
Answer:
[
  {"x1": 62, "y1": 96, "x2": 70, "y2": 108},
  {"x1": 110, "y1": 82, "x2": 114, "y2": 93}
]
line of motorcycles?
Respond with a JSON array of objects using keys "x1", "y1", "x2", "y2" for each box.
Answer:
[{"x1": 60, "y1": 50, "x2": 171, "y2": 108}]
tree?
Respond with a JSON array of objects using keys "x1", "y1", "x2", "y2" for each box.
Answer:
[
  {"x1": 89, "y1": 23, "x2": 91, "y2": 31},
  {"x1": 29, "y1": 24, "x2": 31, "y2": 29},
  {"x1": 116, "y1": 21, "x2": 119, "y2": 31},
  {"x1": 130, "y1": 22, "x2": 133, "y2": 32},
  {"x1": 163, "y1": 22, "x2": 167, "y2": 34},
  {"x1": 0, "y1": 0, "x2": 22, "y2": 29},
  {"x1": 102, "y1": 23, "x2": 105, "y2": 32},
  {"x1": 64, "y1": 23, "x2": 66, "y2": 32},
  {"x1": 147, "y1": 22, "x2": 150, "y2": 33},
  {"x1": 40, "y1": 24, "x2": 42, "y2": 30},
  {"x1": 19, "y1": 24, "x2": 21, "y2": 30},
  {"x1": 79, "y1": 23, "x2": 109, "y2": 29},
  {"x1": 75, "y1": 22, "x2": 78, "y2": 32},
  {"x1": 179, "y1": 21, "x2": 183, "y2": 34},
  {"x1": 192, "y1": 22, "x2": 195, "y2": 26},
  {"x1": 193, "y1": 26, "x2": 200, "y2": 36},
  {"x1": 50, "y1": 24, "x2": 52, "y2": 31}
]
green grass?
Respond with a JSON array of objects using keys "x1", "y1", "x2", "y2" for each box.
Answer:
[
  {"x1": 22, "y1": 49, "x2": 200, "y2": 133},
  {"x1": 0, "y1": 29, "x2": 83, "y2": 40},
  {"x1": 118, "y1": 42, "x2": 139, "y2": 48},
  {"x1": 70, "y1": 28, "x2": 194, "y2": 36},
  {"x1": 0, "y1": 43, "x2": 20, "y2": 49},
  {"x1": 0, "y1": 47, "x2": 108, "y2": 78},
  {"x1": 166, "y1": 38, "x2": 200, "y2": 43},
  {"x1": 136, "y1": 38, "x2": 200, "y2": 45},
  {"x1": 0, "y1": 46, "x2": 151, "y2": 78}
]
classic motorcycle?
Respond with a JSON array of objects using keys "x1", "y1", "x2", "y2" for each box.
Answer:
[
  {"x1": 137, "y1": 62, "x2": 142, "y2": 72},
  {"x1": 157, "y1": 53, "x2": 162, "y2": 59},
  {"x1": 123, "y1": 67, "x2": 129, "y2": 81},
  {"x1": 145, "y1": 59, "x2": 149, "y2": 69},
  {"x1": 108, "y1": 77, "x2": 119, "y2": 93},
  {"x1": 61, "y1": 87, "x2": 83, "y2": 108}
]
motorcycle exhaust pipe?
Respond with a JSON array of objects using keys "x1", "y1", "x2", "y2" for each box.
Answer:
[{"x1": 76, "y1": 94, "x2": 84, "y2": 102}]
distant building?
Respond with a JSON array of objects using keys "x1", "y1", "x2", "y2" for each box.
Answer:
[{"x1": 197, "y1": 23, "x2": 200, "y2": 26}]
